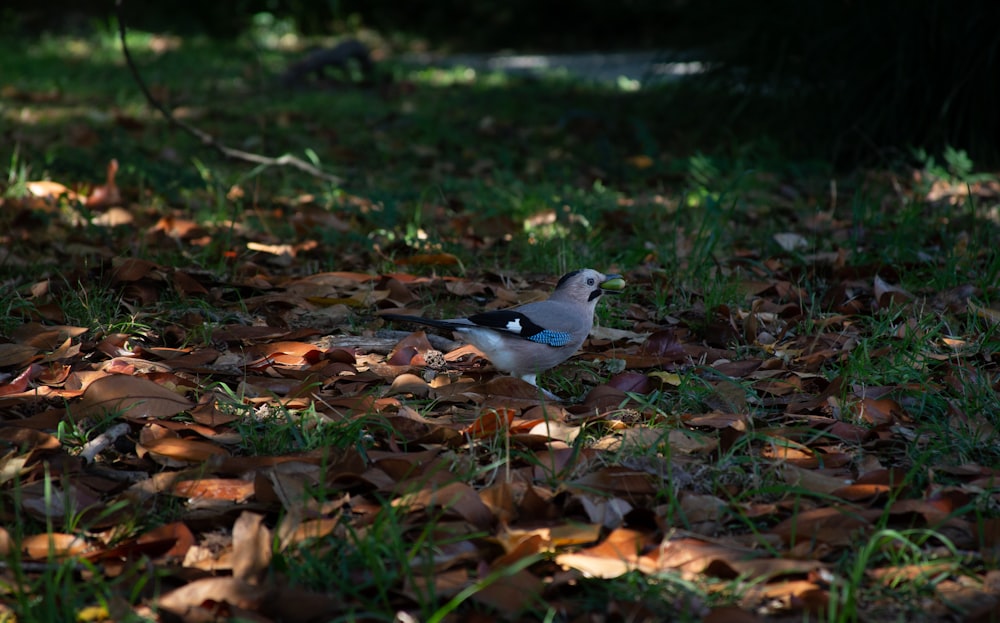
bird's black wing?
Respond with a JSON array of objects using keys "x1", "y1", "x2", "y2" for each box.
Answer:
[{"x1": 467, "y1": 310, "x2": 573, "y2": 346}]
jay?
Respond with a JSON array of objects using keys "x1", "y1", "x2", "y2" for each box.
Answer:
[{"x1": 382, "y1": 268, "x2": 626, "y2": 387}]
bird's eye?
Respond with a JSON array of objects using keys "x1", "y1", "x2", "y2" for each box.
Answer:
[{"x1": 587, "y1": 278, "x2": 595, "y2": 285}]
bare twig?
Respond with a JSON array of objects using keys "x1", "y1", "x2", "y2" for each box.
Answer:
[
  {"x1": 80, "y1": 422, "x2": 130, "y2": 463},
  {"x1": 113, "y1": 0, "x2": 342, "y2": 184}
]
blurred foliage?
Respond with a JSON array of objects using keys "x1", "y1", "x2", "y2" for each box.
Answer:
[
  {"x1": 337, "y1": 0, "x2": 682, "y2": 51},
  {"x1": 3, "y1": 0, "x2": 997, "y2": 165},
  {"x1": 1, "y1": 0, "x2": 680, "y2": 45},
  {"x1": 1, "y1": 0, "x2": 340, "y2": 37}
]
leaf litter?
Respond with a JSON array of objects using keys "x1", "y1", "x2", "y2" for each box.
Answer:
[{"x1": 2, "y1": 142, "x2": 1000, "y2": 621}]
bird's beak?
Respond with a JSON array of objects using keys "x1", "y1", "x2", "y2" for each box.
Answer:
[{"x1": 600, "y1": 274, "x2": 626, "y2": 293}]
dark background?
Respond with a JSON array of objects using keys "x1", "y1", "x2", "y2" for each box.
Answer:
[{"x1": 4, "y1": 0, "x2": 998, "y2": 166}]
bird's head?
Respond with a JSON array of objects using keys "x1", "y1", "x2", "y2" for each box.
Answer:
[{"x1": 552, "y1": 268, "x2": 626, "y2": 304}]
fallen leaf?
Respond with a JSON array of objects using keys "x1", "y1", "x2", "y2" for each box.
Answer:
[{"x1": 73, "y1": 374, "x2": 193, "y2": 420}]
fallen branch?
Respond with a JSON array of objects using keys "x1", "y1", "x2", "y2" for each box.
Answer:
[
  {"x1": 80, "y1": 422, "x2": 130, "y2": 464},
  {"x1": 324, "y1": 332, "x2": 463, "y2": 354},
  {"x1": 113, "y1": 0, "x2": 342, "y2": 184}
]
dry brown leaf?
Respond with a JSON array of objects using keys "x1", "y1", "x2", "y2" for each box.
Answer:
[
  {"x1": 86, "y1": 521, "x2": 195, "y2": 563},
  {"x1": 667, "y1": 429, "x2": 719, "y2": 455},
  {"x1": 74, "y1": 374, "x2": 193, "y2": 419},
  {"x1": 568, "y1": 466, "x2": 657, "y2": 497},
  {"x1": 750, "y1": 579, "x2": 828, "y2": 610},
  {"x1": 0, "y1": 427, "x2": 61, "y2": 453},
  {"x1": 577, "y1": 494, "x2": 633, "y2": 529},
  {"x1": 85, "y1": 158, "x2": 121, "y2": 207},
  {"x1": 0, "y1": 527, "x2": 13, "y2": 557},
  {"x1": 395, "y1": 252, "x2": 460, "y2": 266},
  {"x1": 0, "y1": 344, "x2": 40, "y2": 368},
  {"x1": 831, "y1": 483, "x2": 892, "y2": 502},
  {"x1": 656, "y1": 537, "x2": 747, "y2": 575},
  {"x1": 27, "y1": 179, "x2": 78, "y2": 201},
  {"x1": 470, "y1": 567, "x2": 544, "y2": 615},
  {"x1": 157, "y1": 577, "x2": 263, "y2": 615},
  {"x1": 21, "y1": 533, "x2": 90, "y2": 560},
  {"x1": 555, "y1": 528, "x2": 654, "y2": 578},
  {"x1": 873, "y1": 274, "x2": 915, "y2": 307},
  {"x1": 394, "y1": 481, "x2": 494, "y2": 530},
  {"x1": 527, "y1": 419, "x2": 580, "y2": 444},
  {"x1": 388, "y1": 373, "x2": 432, "y2": 396},
  {"x1": 278, "y1": 516, "x2": 339, "y2": 548},
  {"x1": 679, "y1": 493, "x2": 728, "y2": 524},
  {"x1": 141, "y1": 437, "x2": 230, "y2": 463},
  {"x1": 854, "y1": 396, "x2": 903, "y2": 425},
  {"x1": 779, "y1": 463, "x2": 851, "y2": 495},
  {"x1": 232, "y1": 512, "x2": 272, "y2": 585},
  {"x1": 0, "y1": 364, "x2": 43, "y2": 396},
  {"x1": 771, "y1": 506, "x2": 877, "y2": 548},
  {"x1": 169, "y1": 478, "x2": 255, "y2": 502},
  {"x1": 464, "y1": 407, "x2": 516, "y2": 437}
]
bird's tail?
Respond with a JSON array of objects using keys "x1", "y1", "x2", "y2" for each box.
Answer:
[{"x1": 381, "y1": 314, "x2": 456, "y2": 331}]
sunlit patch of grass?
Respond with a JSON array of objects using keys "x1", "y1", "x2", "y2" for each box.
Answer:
[
  {"x1": 226, "y1": 394, "x2": 375, "y2": 457},
  {"x1": 276, "y1": 451, "x2": 521, "y2": 620},
  {"x1": 409, "y1": 65, "x2": 483, "y2": 87},
  {"x1": 836, "y1": 309, "x2": 948, "y2": 389},
  {"x1": 0, "y1": 467, "x2": 163, "y2": 623},
  {"x1": 825, "y1": 528, "x2": 968, "y2": 623},
  {"x1": 278, "y1": 500, "x2": 474, "y2": 620},
  {"x1": 56, "y1": 279, "x2": 151, "y2": 338},
  {"x1": 563, "y1": 571, "x2": 712, "y2": 622},
  {"x1": 3, "y1": 146, "x2": 31, "y2": 197},
  {"x1": 3, "y1": 554, "x2": 159, "y2": 623},
  {"x1": 0, "y1": 289, "x2": 37, "y2": 337}
]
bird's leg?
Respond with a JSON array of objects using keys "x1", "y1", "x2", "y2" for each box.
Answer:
[
  {"x1": 538, "y1": 386, "x2": 561, "y2": 401},
  {"x1": 519, "y1": 373, "x2": 561, "y2": 401}
]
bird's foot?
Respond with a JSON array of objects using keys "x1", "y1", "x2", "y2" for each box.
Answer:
[
  {"x1": 537, "y1": 386, "x2": 561, "y2": 401},
  {"x1": 517, "y1": 373, "x2": 561, "y2": 401}
]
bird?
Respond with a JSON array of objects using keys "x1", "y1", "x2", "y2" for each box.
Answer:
[{"x1": 381, "y1": 269, "x2": 626, "y2": 387}]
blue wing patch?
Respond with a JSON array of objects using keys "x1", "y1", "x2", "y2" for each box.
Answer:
[
  {"x1": 468, "y1": 310, "x2": 571, "y2": 346},
  {"x1": 528, "y1": 329, "x2": 573, "y2": 347}
]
